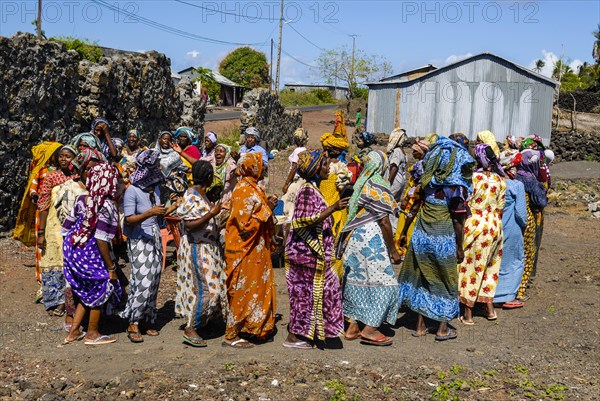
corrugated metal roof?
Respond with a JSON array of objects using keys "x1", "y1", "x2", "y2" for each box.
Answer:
[
  {"x1": 368, "y1": 53, "x2": 558, "y2": 87},
  {"x1": 176, "y1": 67, "x2": 246, "y2": 87},
  {"x1": 380, "y1": 64, "x2": 437, "y2": 82}
]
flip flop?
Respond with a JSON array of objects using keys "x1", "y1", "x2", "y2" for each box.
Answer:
[
  {"x1": 360, "y1": 334, "x2": 393, "y2": 346},
  {"x1": 183, "y1": 335, "x2": 207, "y2": 348},
  {"x1": 411, "y1": 329, "x2": 429, "y2": 337},
  {"x1": 459, "y1": 316, "x2": 475, "y2": 326},
  {"x1": 63, "y1": 331, "x2": 86, "y2": 344},
  {"x1": 144, "y1": 329, "x2": 160, "y2": 336},
  {"x1": 502, "y1": 300, "x2": 524, "y2": 309},
  {"x1": 127, "y1": 329, "x2": 144, "y2": 343},
  {"x1": 435, "y1": 329, "x2": 458, "y2": 342},
  {"x1": 221, "y1": 338, "x2": 254, "y2": 349},
  {"x1": 63, "y1": 323, "x2": 72, "y2": 333},
  {"x1": 282, "y1": 340, "x2": 313, "y2": 350},
  {"x1": 343, "y1": 332, "x2": 361, "y2": 341},
  {"x1": 486, "y1": 312, "x2": 498, "y2": 321},
  {"x1": 84, "y1": 335, "x2": 116, "y2": 345}
]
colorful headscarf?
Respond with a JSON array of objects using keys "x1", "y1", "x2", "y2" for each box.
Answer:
[
  {"x1": 477, "y1": 130, "x2": 501, "y2": 157},
  {"x1": 236, "y1": 152, "x2": 263, "y2": 182},
  {"x1": 90, "y1": 117, "x2": 110, "y2": 133},
  {"x1": 505, "y1": 135, "x2": 520, "y2": 150},
  {"x1": 424, "y1": 132, "x2": 438, "y2": 145},
  {"x1": 70, "y1": 163, "x2": 119, "y2": 247},
  {"x1": 293, "y1": 128, "x2": 309, "y2": 145},
  {"x1": 175, "y1": 126, "x2": 198, "y2": 145},
  {"x1": 411, "y1": 138, "x2": 430, "y2": 159},
  {"x1": 71, "y1": 132, "x2": 102, "y2": 151},
  {"x1": 359, "y1": 131, "x2": 376, "y2": 147},
  {"x1": 500, "y1": 150, "x2": 521, "y2": 179},
  {"x1": 475, "y1": 144, "x2": 505, "y2": 176},
  {"x1": 211, "y1": 144, "x2": 233, "y2": 189},
  {"x1": 154, "y1": 131, "x2": 184, "y2": 177},
  {"x1": 420, "y1": 136, "x2": 475, "y2": 193},
  {"x1": 112, "y1": 138, "x2": 125, "y2": 153},
  {"x1": 244, "y1": 126, "x2": 261, "y2": 140},
  {"x1": 205, "y1": 131, "x2": 217, "y2": 144},
  {"x1": 60, "y1": 144, "x2": 78, "y2": 157},
  {"x1": 520, "y1": 136, "x2": 545, "y2": 151},
  {"x1": 342, "y1": 150, "x2": 398, "y2": 233},
  {"x1": 387, "y1": 128, "x2": 407, "y2": 154},
  {"x1": 449, "y1": 133, "x2": 470, "y2": 150},
  {"x1": 544, "y1": 149, "x2": 555, "y2": 164},
  {"x1": 320, "y1": 132, "x2": 349, "y2": 151},
  {"x1": 129, "y1": 149, "x2": 163, "y2": 190},
  {"x1": 71, "y1": 148, "x2": 106, "y2": 172},
  {"x1": 517, "y1": 149, "x2": 541, "y2": 179},
  {"x1": 126, "y1": 129, "x2": 141, "y2": 142},
  {"x1": 297, "y1": 150, "x2": 325, "y2": 181}
]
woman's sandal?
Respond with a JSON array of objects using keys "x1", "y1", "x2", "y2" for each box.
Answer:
[
  {"x1": 183, "y1": 335, "x2": 207, "y2": 348},
  {"x1": 127, "y1": 329, "x2": 144, "y2": 343},
  {"x1": 221, "y1": 338, "x2": 254, "y2": 349}
]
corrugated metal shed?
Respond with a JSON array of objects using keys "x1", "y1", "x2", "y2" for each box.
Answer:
[{"x1": 366, "y1": 53, "x2": 559, "y2": 146}]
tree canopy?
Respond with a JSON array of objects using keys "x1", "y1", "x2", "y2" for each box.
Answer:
[
  {"x1": 219, "y1": 47, "x2": 269, "y2": 89},
  {"x1": 315, "y1": 46, "x2": 392, "y2": 99}
]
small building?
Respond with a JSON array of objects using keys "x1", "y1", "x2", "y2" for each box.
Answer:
[
  {"x1": 366, "y1": 53, "x2": 559, "y2": 145},
  {"x1": 283, "y1": 83, "x2": 349, "y2": 100},
  {"x1": 175, "y1": 67, "x2": 248, "y2": 106}
]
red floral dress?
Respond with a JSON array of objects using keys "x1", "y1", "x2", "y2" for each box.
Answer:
[{"x1": 458, "y1": 172, "x2": 506, "y2": 307}]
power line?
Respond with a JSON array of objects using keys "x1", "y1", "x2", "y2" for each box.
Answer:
[
  {"x1": 286, "y1": 23, "x2": 325, "y2": 51},
  {"x1": 174, "y1": 0, "x2": 278, "y2": 21},
  {"x1": 281, "y1": 49, "x2": 316, "y2": 68},
  {"x1": 91, "y1": 0, "x2": 263, "y2": 46}
]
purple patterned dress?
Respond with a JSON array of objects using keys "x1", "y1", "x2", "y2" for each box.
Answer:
[
  {"x1": 284, "y1": 183, "x2": 344, "y2": 341},
  {"x1": 61, "y1": 195, "x2": 121, "y2": 309}
]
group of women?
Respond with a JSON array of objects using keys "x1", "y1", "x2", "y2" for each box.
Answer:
[{"x1": 14, "y1": 118, "x2": 551, "y2": 347}]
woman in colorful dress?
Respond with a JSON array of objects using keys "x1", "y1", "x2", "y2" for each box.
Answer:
[
  {"x1": 62, "y1": 162, "x2": 122, "y2": 345},
  {"x1": 121, "y1": 150, "x2": 171, "y2": 343},
  {"x1": 207, "y1": 144, "x2": 237, "y2": 204},
  {"x1": 201, "y1": 131, "x2": 218, "y2": 167},
  {"x1": 120, "y1": 129, "x2": 147, "y2": 180},
  {"x1": 36, "y1": 145, "x2": 79, "y2": 316},
  {"x1": 175, "y1": 160, "x2": 228, "y2": 347},
  {"x1": 458, "y1": 144, "x2": 506, "y2": 324},
  {"x1": 477, "y1": 130, "x2": 501, "y2": 157},
  {"x1": 398, "y1": 136, "x2": 474, "y2": 341},
  {"x1": 494, "y1": 152, "x2": 528, "y2": 309},
  {"x1": 173, "y1": 126, "x2": 201, "y2": 166},
  {"x1": 515, "y1": 149, "x2": 547, "y2": 300},
  {"x1": 223, "y1": 152, "x2": 278, "y2": 348},
  {"x1": 281, "y1": 128, "x2": 308, "y2": 219},
  {"x1": 339, "y1": 150, "x2": 401, "y2": 346},
  {"x1": 284, "y1": 150, "x2": 347, "y2": 349},
  {"x1": 384, "y1": 128, "x2": 409, "y2": 232}
]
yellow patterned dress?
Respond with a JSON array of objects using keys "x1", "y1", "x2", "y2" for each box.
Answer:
[{"x1": 458, "y1": 172, "x2": 506, "y2": 307}]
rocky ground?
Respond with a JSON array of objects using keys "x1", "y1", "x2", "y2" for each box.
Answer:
[{"x1": 1, "y1": 110, "x2": 599, "y2": 400}]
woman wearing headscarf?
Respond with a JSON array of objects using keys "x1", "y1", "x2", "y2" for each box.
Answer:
[
  {"x1": 515, "y1": 149, "x2": 547, "y2": 301},
  {"x1": 36, "y1": 145, "x2": 80, "y2": 316},
  {"x1": 333, "y1": 109, "x2": 347, "y2": 140},
  {"x1": 120, "y1": 150, "x2": 171, "y2": 343},
  {"x1": 281, "y1": 128, "x2": 308, "y2": 218},
  {"x1": 477, "y1": 130, "x2": 501, "y2": 157},
  {"x1": 398, "y1": 136, "x2": 475, "y2": 341},
  {"x1": 176, "y1": 160, "x2": 228, "y2": 347},
  {"x1": 223, "y1": 152, "x2": 278, "y2": 348},
  {"x1": 173, "y1": 126, "x2": 201, "y2": 166},
  {"x1": 395, "y1": 138, "x2": 430, "y2": 258},
  {"x1": 458, "y1": 144, "x2": 506, "y2": 324},
  {"x1": 493, "y1": 152, "x2": 528, "y2": 309},
  {"x1": 120, "y1": 129, "x2": 147, "y2": 180},
  {"x1": 62, "y1": 162, "x2": 121, "y2": 345},
  {"x1": 384, "y1": 128, "x2": 409, "y2": 232},
  {"x1": 201, "y1": 131, "x2": 218, "y2": 167},
  {"x1": 338, "y1": 150, "x2": 401, "y2": 346},
  {"x1": 449, "y1": 132, "x2": 470, "y2": 150},
  {"x1": 284, "y1": 150, "x2": 347, "y2": 349},
  {"x1": 319, "y1": 132, "x2": 352, "y2": 278},
  {"x1": 71, "y1": 118, "x2": 120, "y2": 161}
]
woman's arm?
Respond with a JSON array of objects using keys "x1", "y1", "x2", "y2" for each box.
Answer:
[
  {"x1": 172, "y1": 143, "x2": 199, "y2": 165},
  {"x1": 97, "y1": 239, "x2": 117, "y2": 281},
  {"x1": 184, "y1": 203, "x2": 221, "y2": 232},
  {"x1": 387, "y1": 164, "x2": 399, "y2": 184},
  {"x1": 378, "y1": 215, "x2": 402, "y2": 263},
  {"x1": 282, "y1": 162, "x2": 298, "y2": 194}
]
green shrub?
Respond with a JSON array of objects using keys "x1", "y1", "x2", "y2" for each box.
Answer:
[
  {"x1": 51, "y1": 36, "x2": 102, "y2": 62},
  {"x1": 312, "y1": 88, "x2": 334, "y2": 103},
  {"x1": 279, "y1": 89, "x2": 337, "y2": 107}
]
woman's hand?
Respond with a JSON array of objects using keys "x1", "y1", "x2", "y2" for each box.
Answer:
[
  {"x1": 171, "y1": 143, "x2": 183, "y2": 154},
  {"x1": 109, "y1": 270, "x2": 118, "y2": 282},
  {"x1": 397, "y1": 234, "x2": 407, "y2": 248},
  {"x1": 282, "y1": 183, "x2": 290, "y2": 195},
  {"x1": 456, "y1": 247, "x2": 465, "y2": 264},
  {"x1": 149, "y1": 205, "x2": 167, "y2": 216},
  {"x1": 210, "y1": 202, "x2": 222, "y2": 216},
  {"x1": 390, "y1": 249, "x2": 402, "y2": 264},
  {"x1": 267, "y1": 194, "x2": 278, "y2": 210},
  {"x1": 37, "y1": 234, "x2": 46, "y2": 253},
  {"x1": 335, "y1": 197, "x2": 350, "y2": 211}
]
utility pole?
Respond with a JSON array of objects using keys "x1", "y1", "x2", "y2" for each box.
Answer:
[
  {"x1": 37, "y1": 0, "x2": 42, "y2": 39},
  {"x1": 270, "y1": 38, "x2": 274, "y2": 92},
  {"x1": 274, "y1": 0, "x2": 284, "y2": 95},
  {"x1": 350, "y1": 34, "x2": 357, "y2": 98}
]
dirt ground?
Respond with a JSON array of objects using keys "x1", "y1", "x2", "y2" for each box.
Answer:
[{"x1": 1, "y1": 110, "x2": 599, "y2": 400}]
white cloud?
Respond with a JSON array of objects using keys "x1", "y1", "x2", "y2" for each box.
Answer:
[
  {"x1": 528, "y1": 50, "x2": 584, "y2": 78},
  {"x1": 186, "y1": 50, "x2": 200, "y2": 59},
  {"x1": 443, "y1": 53, "x2": 473, "y2": 66}
]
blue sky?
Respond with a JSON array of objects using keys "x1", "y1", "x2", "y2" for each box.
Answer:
[{"x1": 1, "y1": 1, "x2": 598, "y2": 86}]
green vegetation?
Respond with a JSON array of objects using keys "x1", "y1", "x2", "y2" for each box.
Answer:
[
  {"x1": 217, "y1": 123, "x2": 242, "y2": 151},
  {"x1": 51, "y1": 36, "x2": 102, "y2": 62},
  {"x1": 449, "y1": 364, "x2": 465, "y2": 375},
  {"x1": 430, "y1": 379, "x2": 464, "y2": 401},
  {"x1": 219, "y1": 47, "x2": 269, "y2": 88},
  {"x1": 324, "y1": 379, "x2": 347, "y2": 401},
  {"x1": 192, "y1": 67, "x2": 221, "y2": 106},
  {"x1": 279, "y1": 89, "x2": 337, "y2": 107},
  {"x1": 584, "y1": 154, "x2": 598, "y2": 162},
  {"x1": 483, "y1": 369, "x2": 498, "y2": 376},
  {"x1": 223, "y1": 362, "x2": 235, "y2": 371},
  {"x1": 515, "y1": 364, "x2": 529, "y2": 375}
]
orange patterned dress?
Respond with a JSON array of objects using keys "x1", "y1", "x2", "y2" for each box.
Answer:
[
  {"x1": 458, "y1": 172, "x2": 506, "y2": 306},
  {"x1": 224, "y1": 152, "x2": 276, "y2": 341}
]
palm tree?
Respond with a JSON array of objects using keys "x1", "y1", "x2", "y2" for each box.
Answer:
[
  {"x1": 593, "y1": 24, "x2": 600, "y2": 63},
  {"x1": 534, "y1": 59, "x2": 545, "y2": 73}
]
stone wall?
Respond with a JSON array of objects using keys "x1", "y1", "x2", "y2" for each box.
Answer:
[
  {"x1": 0, "y1": 32, "x2": 203, "y2": 231},
  {"x1": 550, "y1": 132, "x2": 600, "y2": 162},
  {"x1": 558, "y1": 89, "x2": 600, "y2": 113},
  {"x1": 240, "y1": 89, "x2": 302, "y2": 151}
]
